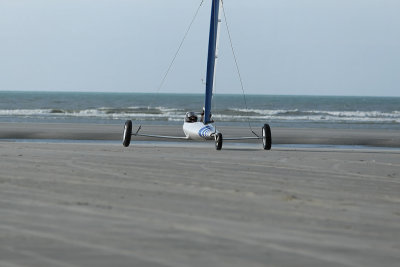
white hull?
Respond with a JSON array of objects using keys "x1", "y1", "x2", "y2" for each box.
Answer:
[{"x1": 183, "y1": 122, "x2": 218, "y2": 140}]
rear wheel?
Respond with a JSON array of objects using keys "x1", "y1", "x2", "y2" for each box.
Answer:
[
  {"x1": 262, "y1": 124, "x2": 272, "y2": 150},
  {"x1": 215, "y1": 133, "x2": 223, "y2": 150},
  {"x1": 123, "y1": 120, "x2": 132, "y2": 147}
]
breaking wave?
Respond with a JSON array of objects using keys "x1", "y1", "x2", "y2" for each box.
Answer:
[{"x1": 1, "y1": 107, "x2": 399, "y2": 124}]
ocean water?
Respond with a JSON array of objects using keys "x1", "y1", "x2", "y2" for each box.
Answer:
[{"x1": 0, "y1": 91, "x2": 399, "y2": 130}]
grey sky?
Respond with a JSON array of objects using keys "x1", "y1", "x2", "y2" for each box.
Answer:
[{"x1": 0, "y1": 0, "x2": 399, "y2": 96}]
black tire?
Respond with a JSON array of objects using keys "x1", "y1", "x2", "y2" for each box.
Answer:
[
  {"x1": 262, "y1": 124, "x2": 272, "y2": 150},
  {"x1": 215, "y1": 133, "x2": 223, "y2": 150},
  {"x1": 123, "y1": 120, "x2": 132, "y2": 147}
]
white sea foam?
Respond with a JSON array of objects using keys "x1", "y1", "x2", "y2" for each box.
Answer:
[
  {"x1": 0, "y1": 109, "x2": 54, "y2": 116},
  {"x1": 228, "y1": 108, "x2": 297, "y2": 116},
  {"x1": 1, "y1": 108, "x2": 399, "y2": 124},
  {"x1": 228, "y1": 108, "x2": 400, "y2": 119}
]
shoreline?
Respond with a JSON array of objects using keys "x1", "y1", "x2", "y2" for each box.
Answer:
[
  {"x1": 1, "y1": 122, "x2": 400, "y2": 148},
  {"x1": 2, "y1": 139, "x2": 400, "y2": 153}
]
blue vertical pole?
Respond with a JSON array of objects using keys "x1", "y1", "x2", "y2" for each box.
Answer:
[{"x1": 204, "y1": 0, "x2": 220, "y2": 124}]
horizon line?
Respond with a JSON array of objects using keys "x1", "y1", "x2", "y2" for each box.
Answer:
[{"x1": 1, "y1": 90, "x2": 400, "y2": 98}]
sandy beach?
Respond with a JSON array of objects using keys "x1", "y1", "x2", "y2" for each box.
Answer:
[{"x1": 1, "y1": 123, "x2": 400, "y2": 266}]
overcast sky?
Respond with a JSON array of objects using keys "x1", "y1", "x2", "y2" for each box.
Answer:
[{"x1": 0, "y1": 0, "x2": 399, "y2": 96}]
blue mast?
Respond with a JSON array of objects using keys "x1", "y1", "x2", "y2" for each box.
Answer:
[{"x1": 204, "y1": 0, "x2": 220, "y2": 124}]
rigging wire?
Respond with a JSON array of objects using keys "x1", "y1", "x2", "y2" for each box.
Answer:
[
  {"x1": 221, "y1": 0, "x2": 259, "y2": 138},
  {"x1": 139, "y1": 0, "x2": 204, "y2": 128},
  {"x1": 155, "y1": 0, "x2": 205, "y2": 94}
]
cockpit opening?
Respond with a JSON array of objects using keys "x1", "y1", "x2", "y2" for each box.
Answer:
[{"x1": 185, "y1": 112, "x2": 198, "y2": 123}]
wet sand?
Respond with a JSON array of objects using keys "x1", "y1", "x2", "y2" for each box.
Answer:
[
  {"x1": 0, "y1": 123, "x2": 400, "y2": 266},
  {"x1": 1, "y1": 122, "x2": 400, "y2": 147}
]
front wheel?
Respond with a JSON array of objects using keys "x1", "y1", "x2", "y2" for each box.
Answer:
[
  {"x1": 122, "y1": 120, "x2": 132, "y2": 147},
  {"x1": 262, "y1": 124, "x2": 272, "y2": 150},
  {"x1": 215, "y1": 133, "x2": 223, "y2": 150}
]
